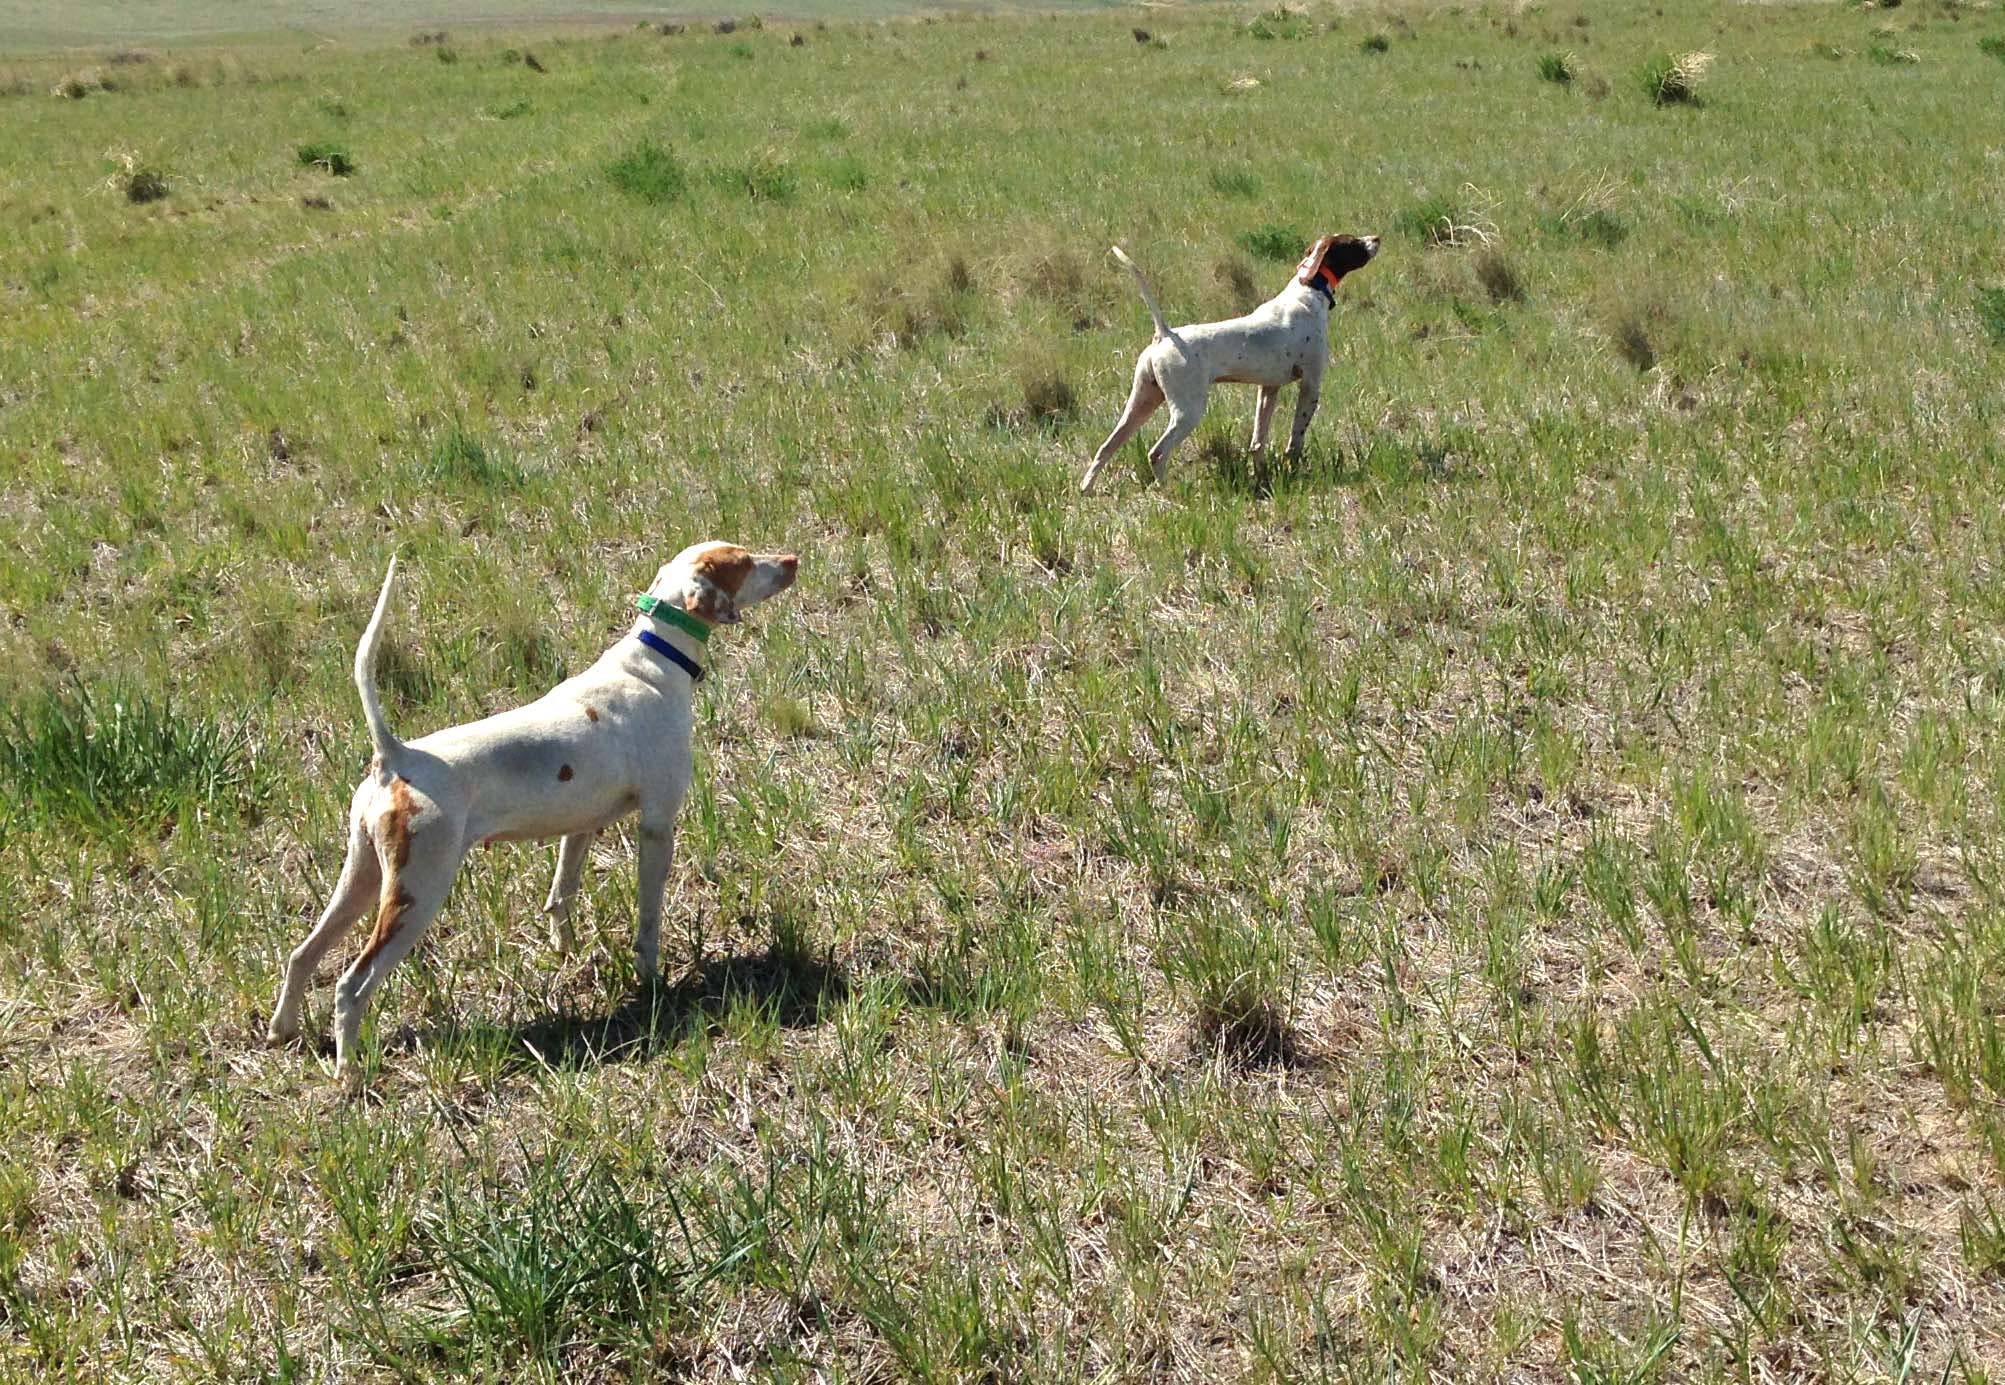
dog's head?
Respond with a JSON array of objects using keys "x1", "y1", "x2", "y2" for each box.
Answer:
[
  {"x1": 1295, "y1": 233, "x2": 1381, "y2": 294},
  {"x1": 648, "y1": 541, "x2": 799, "y2": 627}
]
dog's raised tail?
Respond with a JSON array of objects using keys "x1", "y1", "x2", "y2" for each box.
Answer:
[
  {"x1": 1110, "y1": 245, "x2": 1175, "y2": 342},
  {"x1": 355, "y1": 557, "x2": 405, "y2": 772}
]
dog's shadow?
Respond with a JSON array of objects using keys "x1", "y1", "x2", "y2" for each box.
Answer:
[
  {"x1": 1197, "y1": 427, "x2": 1473, "y2": 499},
  {"x1": 451, "y1": 939, "x2": 850, "y2": 1074}
]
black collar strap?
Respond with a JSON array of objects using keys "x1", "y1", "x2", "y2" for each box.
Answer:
[{"x1": 635, "y1": 628, "x2": 703, "y2": 682}]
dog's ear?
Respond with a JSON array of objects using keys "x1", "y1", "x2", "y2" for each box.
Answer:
[
  {"x1": 682, "y1": 577, "x2": 740, "y2": 625},
  {"x1": 1295, "y1": 234, "x2": 1339, "y2": 286}
]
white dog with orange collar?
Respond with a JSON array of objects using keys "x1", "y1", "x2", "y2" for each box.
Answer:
[{"x1": 1080, "y1": 233, "x2": 1381, "y2": 492}]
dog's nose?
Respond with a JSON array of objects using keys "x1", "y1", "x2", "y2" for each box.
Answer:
[
  {"x1": 777, "y1": 553, "x2": 798, "y2": 572},
  {"x1": 1363, "y1": 235, "x2": 1381, "y2": 254}
]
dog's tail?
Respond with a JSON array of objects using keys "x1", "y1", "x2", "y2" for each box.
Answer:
[
  {"x1": 1110, "y1": 245, "x2": 1177, "y2": 343},
  {"x1": 355, "y1": 557, "x2": 406, "y2": 773}
]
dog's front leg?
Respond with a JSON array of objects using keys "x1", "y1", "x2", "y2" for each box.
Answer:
[
  {"x1": 542, "y1": 830, "x2": 597, "y2": 953},
  {"x1": 1250, "y1": 386, "x2": 1281, "y2": 455},
  {"x1": 1286, "y1": 381, "x2": 1322, "y2": 461},
  {"x1": 633, "y1": 819, "x2": 675, "y2": 983}
]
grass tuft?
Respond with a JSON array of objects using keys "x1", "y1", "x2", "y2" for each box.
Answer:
[
  {"x1": 1641, "y1": 49, "x2": 1712, "y2": 105},
  {"x1": 123, "y1": 167, "x2": 169, "y2": 203},
  {"x1": 429, "y1": 1150, "x2": 691, "y2": 1364},
  {"x1": 1395, "y1": 188, "x2": 1498, "y2": 248},
  {"x1": 1976, "y1": 288, "x2": 2005, "y2": 347},
  {"x1": 1210, "y1": 168, "x2": 1259, "y2": 199},
  {"x1": 295, "y1": 141, "x2": 355, "y2": 175},
  {"x1": 717, "y1": 154, "x2": 796, "y2": 202},
  {"x1": 1214, "y1": 255, "x2": 1260, "y2": 313},
  {"x1": 1474, "y1": 247, "x2": 1525, "y2": 303},
  {"x1": 1981, "y1": 36, "x2": 2005, "y2": 63},
  {"x1": 1236, "y1": 223, "x2": 1303, "y2": 261},
  {"x1": 1247, "y1": 7, "x2": 1311, "y2": 41},
  {"x1": 606, "y1": 140, "x2": 686, "y2": 204},
  {"x1": 1360, "y1": 32, "x2": 1391, "y2": 54},
  {"x1": 1, "y1": 684, "x2": 267, "y2": 841},
  {"x1": 1536, "y1": 50, "x2": 1577, "y2": 83},
  {"x1": 1865, "y1": 43, "x2": 1920, "y2": 65},
  {"x1": 423, "y1": 426, "x2": 521, "y2": 487}
]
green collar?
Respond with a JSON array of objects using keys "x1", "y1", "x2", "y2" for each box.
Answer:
[{"x1": 633, "y1": 594, "x2": 711, "y2": 643}]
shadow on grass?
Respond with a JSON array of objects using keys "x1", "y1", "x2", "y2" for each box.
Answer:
[
  {"x1": 1198, "y1": 427, "x2": 1477, "y2": 498},
  {"x1": 462, "y1": 937, "x2": 849, "y2": 1072}
]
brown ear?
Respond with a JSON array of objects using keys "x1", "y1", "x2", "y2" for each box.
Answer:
[
  {"x1": 681, "y1": 578, "x2": 739, "y2": 624},
  {"x1": 1295, "y1": 234, "x2": 1339, "y2": 286}
]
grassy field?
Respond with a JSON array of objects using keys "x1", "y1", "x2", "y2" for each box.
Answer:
[
  {"x1": 4, "y1": 0, "x2": 2005, "y2": 1378},
  {"x1": 0, "y1": 0, "x2": 1124, "y2": 54}
]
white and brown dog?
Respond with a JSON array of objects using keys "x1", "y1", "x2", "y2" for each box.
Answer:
[
  {"x1": 1079, "y1": 233, "x2": 1381, "y2": 492},
  {"x1": 268, "y1": 541, "x2": 799, "y2": 1085}
]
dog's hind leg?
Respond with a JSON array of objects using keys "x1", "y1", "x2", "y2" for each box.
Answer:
[
  {"x1": 1080, "y1": 364, "x2": 1165, "y2": 493},
  {"x1": 269, "y1": 814, "x2": 380, "y2": 1043},
  {"x1": 542, "y1": 830, "x2": 597, "y2": 953},
  {"x1": 331, "y1": 808, "x2": 459, "y2": 1089},
  {"x1": 1147, "y1": 394, "x2": 1206, "y2": 483}
]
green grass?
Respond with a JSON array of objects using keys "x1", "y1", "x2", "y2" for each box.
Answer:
[{"x1": 4, "y1": 0, "x2": 2005, "y2": 1378}]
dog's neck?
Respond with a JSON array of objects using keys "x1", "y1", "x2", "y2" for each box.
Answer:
[
  {"x1": 630, "y1": 594, "x2": 709, "y2": 683},
  {"x1": 1301, "y1": 264, "x2": 1343, "y2": 306}
]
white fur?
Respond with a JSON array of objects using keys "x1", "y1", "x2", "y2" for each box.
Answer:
[
  {"x1": 267, "y1": 540, "x2": 798, "y2": 1086},
  {"x1": 1079, "y1": 236, "x2": 1380, "y2": 492}
]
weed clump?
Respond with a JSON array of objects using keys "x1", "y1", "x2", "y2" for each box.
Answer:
[
  {"x1": 1981, "y1": 37, "x2": 2005, "y2": 63},
  {"x1": 718, "y1": 155, "x2": 795, "y2": 201},
  {"x1": 1248, "y1": 7, "x2": 1310, "y2": 41},
  {"x1": 1165, "y1": 910, "x2": 1302, "y2": 1068},
  {"x1": 124, "y1": 168, "x2": 169, "y2": 203},
  {"x1": 1237, "y1": 224, "x2": 1303, "y2": 261},
  {"x1": 1210, "y1": 168, "x2": 1259, "y2": 199},
  {"x1": 1608, "y1": 302, "x2": 1671, "y2": 371},
  {"x1": 1474, "y1": 248, "x2": 1525, "y2": 303},
  {"x1": 1865, "y1": 43, "x2": 1919, "y2": 65},
  {"x1": 1396, "y1": 189, "x2": 1498, "y2": 248},
  {"x1": 1641, "y1": 50, "x2": 1712, "y2": 105},
  {"x1": 1214, "y1": 255, "x2": 1260, "y2": 314},
  {"x1": 296, "y1": 141, "x2": 355, "y2": 176},
  {"x1": 424, "y1": 426, "x2": 521, "y2": 487},
  {"x1": 1536, "y1": 50, "x2": 1577, "y2": 83},
  {"x1": 1360, "y1": 32, "x2": 1391, "y2": 54},
  {"x1": 1, "y1": 684, "x2": 267, "y2": 841},
  {"x1": 606, "y1": 141, "x2": 686, "y2": 204},
  {"x1": 864, "y1": 255, "x2": 973, "y2": 348},
  {"x1": 1976, "y1": 288, "x2": 2005, "y2": 347}
]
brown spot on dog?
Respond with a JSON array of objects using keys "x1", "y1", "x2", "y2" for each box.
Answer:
[
  {"x1": 381, "y1": 776, "x2": 416, "y2": 871},
  {"x1": 354, "y1": 776, "x2": 420, "y2": 970},
  {"x1": 354, "y1": 884, "x2": 414, "y2": 972},
  {"x1": 558, "y1": 764, "x2": 573, "y2": 781},
  {"x1": 584, "y1": 705, "x2": 600, "y2": 723}
]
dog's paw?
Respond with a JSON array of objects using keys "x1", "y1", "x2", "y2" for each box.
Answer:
[{"x1": 266, "y1": 1016, "x2": 299, "y2": 1045}]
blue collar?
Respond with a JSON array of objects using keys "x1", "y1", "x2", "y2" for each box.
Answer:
[{"x1": 635, "y1": 627, "x2": 704, "y2": 682}]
